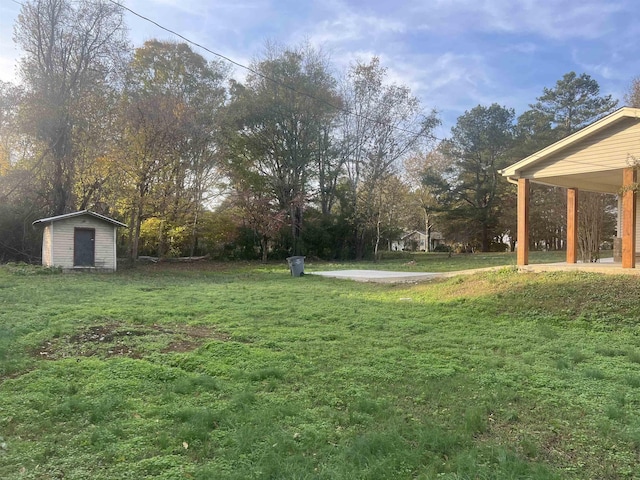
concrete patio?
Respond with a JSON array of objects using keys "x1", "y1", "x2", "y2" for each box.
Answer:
[
  {"x1": 518, "y1": 257, "x2": 640, "y2": 276},
  {"x1": 311, "y1": 258, "x2": 640, "y2": 283},
  {"x1": 311, "y1": 266, "x2": 506, "y2": 283}
]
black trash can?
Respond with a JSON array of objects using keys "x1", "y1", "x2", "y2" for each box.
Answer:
[{"x1": 286, "y1": 256, "x2": 305, "y2": 277}]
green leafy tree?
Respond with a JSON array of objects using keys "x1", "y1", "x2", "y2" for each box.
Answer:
[
  {"x1": 221, "y1": 43, "x2": 340, "y2": 255},
  {"x1": 117, "y1": 40, "x2": 227, "y2": 259},
  {"x1": 528, "y1": 72, "x2": 618, "y2": 259},
  {"x1": 404, "y1": 151, "x2": 448, "y2": 251},
  {"x1": 233, "y1": 187, "x2": 287, "y2": 263},
  {"x1": 432, "y1": 104, "x2": 515, "y2": 252},
  {"x1": 505, "y1": 109, "x2": 563, "y2": 251},
  {"x1": 531, "y1": 71, "x2": 617, "y2": 137}
]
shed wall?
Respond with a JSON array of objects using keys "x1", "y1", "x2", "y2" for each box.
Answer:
[
  {"x1": 50, "y1": 216, "x2": 117, "y2": 271},
  {"x1": 42, "y1": 224, "x2": 53, "y2": 267}
]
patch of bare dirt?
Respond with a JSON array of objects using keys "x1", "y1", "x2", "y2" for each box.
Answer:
[{"x1": 34, "y1": 322, "x2": 228, "y2": 360}]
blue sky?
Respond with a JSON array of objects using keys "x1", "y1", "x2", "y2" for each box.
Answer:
[{"x1": 1, "y1": 0, "x2": 640, "y2": 136}]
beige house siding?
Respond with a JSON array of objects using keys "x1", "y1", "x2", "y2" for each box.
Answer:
[
  {"x1": 50, "y1": 216, "x2": 117, "y2": 271},
  {"x1": 526, "y1": 118, "x2": 640, "y2": 180}
]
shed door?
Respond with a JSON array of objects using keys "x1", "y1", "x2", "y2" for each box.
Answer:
[{"x1": 74, "y1": 228, "x2": 95, "y2": 266}]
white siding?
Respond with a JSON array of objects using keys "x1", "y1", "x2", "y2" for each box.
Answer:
[
  {"x1": 50, "y1": 215, "x2": 117, "y2": 271},
  {"x1": 527, "y1": 118, "x2": 640, "y2": 179}
]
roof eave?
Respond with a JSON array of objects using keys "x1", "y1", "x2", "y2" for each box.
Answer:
[
  {"x1": 33, "y1": 210, "x2": 128, "y2": 228},
  {"x1": 501, "y1": 106, "x2": 640, "y2": 178}
]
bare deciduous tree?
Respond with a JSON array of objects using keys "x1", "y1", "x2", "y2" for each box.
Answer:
[{"x1": 339, "y1": 57, "x2": 438, "y2": 258}]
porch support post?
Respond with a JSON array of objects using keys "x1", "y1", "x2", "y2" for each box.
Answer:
[
  {"x1": 622, "y1": 168, "x2": 637, "y2": 268},
  {"x1": 566, "y1": 188, "x2": 578, "y2": 263},
  {"x1": 517, "y1": 178, "x2": 530, "y2": 266}
]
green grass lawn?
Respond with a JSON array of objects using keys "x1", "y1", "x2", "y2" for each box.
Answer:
[{"x1": 0, "y1": 260, "x2": 638, "y2": 479}]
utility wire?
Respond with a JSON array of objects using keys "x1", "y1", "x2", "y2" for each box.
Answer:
[
  {"x1": 4, "y1": 0, "x2": 621, "y2": 179},
  {"x1": 108, "y1": 0, "x2": 441, "y2": 142}
]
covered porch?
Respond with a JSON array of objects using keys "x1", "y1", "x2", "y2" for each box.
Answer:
[
  {"x1": 501, "y1": 107, "x2": 640, "y2": 269},
  {"x1": 517, "y1": 257, "x2": 640, "y2": 275}
]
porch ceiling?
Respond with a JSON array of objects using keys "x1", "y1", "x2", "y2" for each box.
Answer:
[{"x1": 527, "y1": 168, "x2": 622, "y2": 194}]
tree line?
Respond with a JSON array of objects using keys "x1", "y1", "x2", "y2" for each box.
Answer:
[{"x1": 0, "y1": 0, "x2": 634, "y2": 263}]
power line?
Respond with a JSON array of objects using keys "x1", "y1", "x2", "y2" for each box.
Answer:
[
  {"x1": 107, "y1": 0, "x2": 440, "y2": 142},
  {"x1": 6, "y1": 1, "x2": 618, "y2": 175}
]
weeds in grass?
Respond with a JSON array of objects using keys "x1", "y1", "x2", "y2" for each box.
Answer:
[
  {"x1": 463, "y1": 407, "x2": 488, "y2": 435},
  {"x1": 583, "y1": 368, "x2": 606, "y2": 380},
  {"x1": 3, "y1": 262, "x2": 62, "y2": 275},
  {"x1": 626, "y1": 349, "x2": 640, "y2": 364},
  {"x1": 248, "y1": 366, "x2": 284, "y2": 381},
  {"x1": 555, "y1": 357, "x2": 570, "y2": 370},
  {"x1": 624, "y1": 375, "x2": 640, "y2": 388},
  {"x1": 0, "y1": 264, "x2": 638, "y2": 479},
  {"x1": 568, "y1": 350, "x2": 588, "y2": 364},
  {"x1": 605, "y1": 404, "x2": 626, "y2": 422},
  {"x1": 596, "y1": 346, "x2": 626, "y2": 357}
]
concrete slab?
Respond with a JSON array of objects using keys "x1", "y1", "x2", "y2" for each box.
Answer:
[
  {"x1": 311, "y1": 269, "x2": 441, "y2": 283},
  {"x1": 519, "y1": 261, "x2": 640, "y2": 275},
  {"x1": 311, "y1": 259, "x2": 640, "y2": 283}
]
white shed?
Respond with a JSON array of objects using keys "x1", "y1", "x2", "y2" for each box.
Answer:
[{"x1": 32, "y1": 210, "x2": 127, "y2": 272}]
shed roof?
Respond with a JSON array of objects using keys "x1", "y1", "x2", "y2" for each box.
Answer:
[
  {"x1": 500, "y1": 106, "x2": 640, "y2": 193},
  {"x1": 33, "y1": 210, "x2": 127, "y2": 228}
]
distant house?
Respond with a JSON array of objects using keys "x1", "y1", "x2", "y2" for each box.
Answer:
[
  {"x1": 392, "y1": 230, "x2": 445, "y2": 252},
  {"x1": 32, "y1": 210, "x2": 127, "y2": 272}
]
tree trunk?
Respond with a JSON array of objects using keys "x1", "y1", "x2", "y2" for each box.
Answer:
[
  {"x1": 481, "y1": 223, "x2": 490, "y2": 252},
  {"x1": 425, "y1": 209, "x2": 430, "y2": 252},
  {"x1": 130, "y1": 193, "x2": 144, "y2": 260},
  {"x1": 261, "y1": 236, "x2": 268, "y2": 263},
  {"x1": 374, "y1": 212, "x2": 381, "y2": 262}
]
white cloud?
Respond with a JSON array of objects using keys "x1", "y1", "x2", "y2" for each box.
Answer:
[
  {"x1": 137, "y1": 0, "x2": 269, "y2": 18},
  {"x1": 409, "y1": 0, "x2": 627, "y2": 40},
  {"x1": 301, "y1": 0, "x2": 405, "y2": 48},
  {"x1": 504, "y1": 42, "x2": 538, "y2": 54},
  {"x1": 366, "y1": 51, "x2": 496, "y2": 128},
  {"x1": 1, "y1": 0, "x2": 638, "y2": 134}
]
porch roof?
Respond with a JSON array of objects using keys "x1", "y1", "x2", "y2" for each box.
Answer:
[{"x1": 501, "y1": 107, "x2": 640, "y2": 193}]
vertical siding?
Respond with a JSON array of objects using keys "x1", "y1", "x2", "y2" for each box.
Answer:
[
  {"x1": 42, "y1": 224, "x2": 52, "y2": 266},
  {"x1": 51, "y1": 219, "x2": 74, "y2": 268},
  {"x1": 93, "y1": 219, "x2": 116, "y2": 270},
  {"x1": 113, "y1": 227, "x2": 118, "y2": 271},
  {"x1": 50, "y1": 215, "x2": 117, "y2": 271}
]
